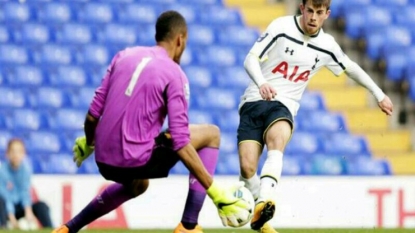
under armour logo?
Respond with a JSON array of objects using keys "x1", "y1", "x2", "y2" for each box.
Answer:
[
  {"x1": 97, "y1": 195, "x2": 104, "y2": 204},
  {"x1": 257, "y1": 32, "x2": 269, "y2": 42},
  {"x1": 285, "y1": 47, "x2": 294, "y2": 55},
  {"x1": 312, "y1": 56, "x2": 320, "y2": 70},
  {"x1": 189, "y1": 178, "x2": 197, "y2": 185}
]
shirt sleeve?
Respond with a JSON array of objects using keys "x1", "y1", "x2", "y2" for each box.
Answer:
[
  {"x1": 19, "y1": 163, "x2": 32, "y2": 208},
  {"x1": 325, "y1": 38, "x2": 347, "y2": 76},
  {"x1": 345, "y1": 59, "x2": 385, "y2": 102},
  {"x1": 249, "y1": 18, "x2": 283, "y2": 62},
  {"x1": 166, "y1": 69, "x2": 191, "y2": 151},
  {"x1": 0, "y1": 166, "x2": 14, "y2": 215},
  {"x1": 88, "y1": 52, "x2": 121, "y2": 118}
]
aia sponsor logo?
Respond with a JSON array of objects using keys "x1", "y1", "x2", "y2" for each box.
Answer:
[{"x1": 272, "y1": 61, "x2": 310, "y2": 83}]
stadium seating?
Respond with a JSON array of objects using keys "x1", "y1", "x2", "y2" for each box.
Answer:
[
  {"x1": 0, "y1": 44, "x2": 29, "y2": 64},
  {"x1": 18, "y1": 23, "x2": 50, "y2": 44},
  {"x1": 0, "y1": 131, "x2": 12, "y2": 156},
  {"x1": 35, "y1": 87, "x2": 71, "y2": 109},
  {"x1": 306, "y1": 154, "x2": 345, "y2": 175},
  {"x1": 0, "y1": 25, "x2": 9, "y2": 44},
  {"x1": 34, "y1": 44, "x2": 73, "y2": 65},
  {"x1": 2, "y1": 2, "x2": 30, "y2": 23},
  {"x1": 56, "y1": 24, "x2": 93, "y2": 44},
  {"x1": 345, "y1": 156, "x2": 391, "y2": 175},
  {"x1": 296, "y1": 111, "x2": 347, "y2": 133},
  {"x1": 0, "y1": 0, "x2": 391, "y2": 175},
  {"x1": 6, "y1": 65, "x2": 45, "y2": 86},
  {"x1": 285, "y1": 132, "x2": 322, "y2": 155},
  {"x1": 9, "y1": 109, "x2": 48, "y2": 131},
  {"x1": 0, "y1": 87, "x2": 28, "y2": 108},
  {"x1": 332, "y1": 0, "x2": 415, "y2": 101}
]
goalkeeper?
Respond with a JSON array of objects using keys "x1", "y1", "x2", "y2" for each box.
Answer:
[{"x1": 52, "y1": 10, "x2": 248, "y2": 233}]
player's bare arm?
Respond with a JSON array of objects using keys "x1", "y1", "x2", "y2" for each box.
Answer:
[
  {"x1": 72, "y1": 85, "x2": 106, "y2": 167},
  {"x1": 174, "y1": 124, "x2": 219, "y2": 190},
  {"x1": 84, "y1": 113, "x2": 99, "y2": 146},
  {"x1": 167, "y1": 90, "x2": 214, "y2": 189},
  {"x1": 166, "y1": 71, "x2": 215, "y2": 189},
  {"x1": 72, "y1": 113, "x2": 97, "y2": 167},
  {"x1": 177, "y1": 144, "x2": 213, "y2": 189}
]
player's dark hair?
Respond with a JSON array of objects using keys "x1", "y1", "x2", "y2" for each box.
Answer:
[
  {"x1": 302, "y1": 0, "x2": 331, "y2": 10},
  {"x1": 7, "y1": 138, "x2": 25, "y2": 152},
  {"x1": 155, "y1": 10, "x2": 187, "y2": 42}
]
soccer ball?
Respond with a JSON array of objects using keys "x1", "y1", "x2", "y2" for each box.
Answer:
[{"x1": 227, "y1": 186, "x2": 255, "y2": 228}]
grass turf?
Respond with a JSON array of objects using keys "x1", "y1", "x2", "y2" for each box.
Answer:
[{"x1": 0, "y1": 229, "x2": 413, "y2": 233}]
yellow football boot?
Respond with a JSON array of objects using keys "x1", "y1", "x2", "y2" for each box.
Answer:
[
  {"x1": 173, "y1": 222, "x2": 203, "y2": 233},
  {"x1": 250, "y1": 200, "x2": 276, "y2": 230},
  {"x1": 259, "y1": 223, "x2": 279, "y2": 233},
  {"x1": 51, "y1": 225, "x2": 69, "y2": 233}
]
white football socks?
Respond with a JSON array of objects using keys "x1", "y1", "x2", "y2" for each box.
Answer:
[
  {"x1": 239, "y1": 173, "x2": 260, "y2": 200},
  {"x1": 258, "y1": 150, "x2": 283, "y2": 203}
]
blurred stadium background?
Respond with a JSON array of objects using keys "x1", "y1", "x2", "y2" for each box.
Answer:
[{"x1": 0, "y1": 0, "x2": 414, "y2": 230}]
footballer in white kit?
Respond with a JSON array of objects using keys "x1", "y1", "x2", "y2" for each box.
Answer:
[{"x1": 236, "y1": 0, "x2": 394, "y2": 233}]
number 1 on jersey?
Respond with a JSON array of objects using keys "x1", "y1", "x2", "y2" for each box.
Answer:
[{"x1": 125, "y1": 57, "x2": 152, "y2": 96}]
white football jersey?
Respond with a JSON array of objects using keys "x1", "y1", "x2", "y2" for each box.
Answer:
[{"x1": 240, "y1": 15, "x2": 348, "y2": 116}]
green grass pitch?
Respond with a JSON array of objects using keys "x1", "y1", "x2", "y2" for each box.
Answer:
[{"x1": 0, "y1": 229, "x2": 413, "y2": 233}]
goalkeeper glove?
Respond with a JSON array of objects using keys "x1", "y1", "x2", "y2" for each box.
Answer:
[
  {"x1": 72, "y1": 136, "x2": 94, "y2": 167},
  {"x1": 207, "y1": 181, "x2": 250, "y2": 227}
]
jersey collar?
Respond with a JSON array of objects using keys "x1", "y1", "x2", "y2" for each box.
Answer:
[
  {"x1": 294, "y1": 15, "x2": 320, "y2": 38},
  {"x1": 155, "y1": 45, "x2": 170, "y2": 58}
]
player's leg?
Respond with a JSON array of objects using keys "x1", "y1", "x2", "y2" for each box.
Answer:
[
  {"x1": 251, "y1": 102, "x2": 293, "y2": 232},
  {"x1": 0, "y1": 196, "x2": 8, "y2": 228},
  {"x1": 14, "y1": 203, "x2": 25, "y2": 221},
  {"x1": 237, "y1": 102, "x2": 265, "y2": 201},
  {"x1": 32, "y1": 201, "x2": 53, "y2": 228},
  {"x1": 175, "y1": 124, "x2": 220, "y2": 233},
  {"x1": 236, "y1": 102, "x2": 278, "y2": 231},
  {"x1": 53, "y1": 179, "x2": 149, "y2": 233},
  {"x1": 239, "y1": 141, "x2": 262, "y2": 200},
  {"x1": 250, "y1": 120, "x2": 291, "y2": 232},
  {"x1": 260, "y1": 120, "x2": 291, "y2": 203}
]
